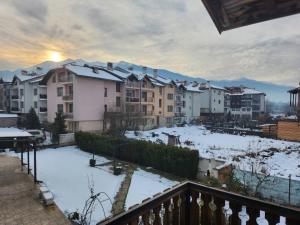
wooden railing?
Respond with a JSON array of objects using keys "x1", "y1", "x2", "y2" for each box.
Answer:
[{"x1": 98, "y1": 181, "x2": 300, "y2": 225}]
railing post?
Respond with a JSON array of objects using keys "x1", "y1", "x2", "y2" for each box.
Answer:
[{"x1": 184, "y1": 190, "x2": 191, "y2": 225}]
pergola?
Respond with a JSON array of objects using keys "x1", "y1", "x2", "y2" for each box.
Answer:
[
  {"x1": 0, "y1": 128, "x2": 39, "y2": 183},
  {"x1": 288, "y1": 86, "x2": 300, "y2": 108},
  {"x1": 202, "y1": 0, "x2": 300, "y2": 33}
]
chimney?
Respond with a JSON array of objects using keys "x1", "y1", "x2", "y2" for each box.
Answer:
[
  {"x1": 153, "y1": 69, "x2": 158, "y2": 78},
  {"x1": 93, "y1": 67, "x2": 99, "y2": 74},
  {"x1": 142, "y1": 66, "x2": 147, "y2": 74},
  {"x1": 107, "y1": 62, "x2": 113, "y2": 70},
  {"x1": 21, "y1": 70, "x2": 28, "y2": 76}
]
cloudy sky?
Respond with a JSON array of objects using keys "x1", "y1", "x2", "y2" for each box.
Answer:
[{"x1": 0, "y1": 0, "x2": 299, "y2": 85}]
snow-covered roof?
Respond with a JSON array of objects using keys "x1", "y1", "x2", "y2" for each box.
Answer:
[
  {"x1": 227, "y1": 88, "x2": 265, "y2": 96},
  {"x1": 65, "y1": 65, "x2": 122, "y2": 82},
  {"x1": 185, "y1": 83, "x2": 204, "y2": 93},
  {"x1": 0, "y1": 71, "x2": 14, "y2": 83},
  {"x1": 0, "y1": 128, "x2": 32, "y2": 138},
  {"x1": 0, "y1": 114, "x2": 18, "y2": 118}
]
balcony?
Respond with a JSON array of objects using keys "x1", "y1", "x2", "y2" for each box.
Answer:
[
  {"x1": 39, "y1": 94, "x2": 47, "y2": 99},
  {"x1": 11, "y1": 95, "x2": 19, "y2": 100},
  {"x1": 126, "y1": 97, "x2": 140, "y2": 103},
  {"x1": 141, "y1": 97, "x2": 154, "y2": 103},
  {"x1": 39, "y1": 107, "x2": 47, "y2": 113},
  {"x1": 99, "y1": 181, "x2": 300, "y2": 225},
  {"x1": 64, "y1": 112, "x2": 73, "y2": 119},
  {"x1": 175, "y1": 112, "x2": 186, "y2": 117},
  {"x1": 62, "y1": 94, "x2": 73, "y2": 101},
  {"x1": 126, "y1": 82, "x2": 140, "y2": 89},
  {"x1": 11, "y1": 107, "x2": 20, "y2": 112}
]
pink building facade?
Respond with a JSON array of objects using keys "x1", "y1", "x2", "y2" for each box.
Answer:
[{"x1": 44, "y1": 65, "x2": 122, "y2": 132}]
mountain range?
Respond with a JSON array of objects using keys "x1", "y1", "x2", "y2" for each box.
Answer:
[{"x1": 0, "y1": 59, "x2": 294, "y2": 103}]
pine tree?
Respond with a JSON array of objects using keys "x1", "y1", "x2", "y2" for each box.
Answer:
[
  {"x1": 51, "y1": 112, "x2": 67, "y2": 143},
  {"x1": 25, "y1": 108, "x2": 41, "y2": 129}
]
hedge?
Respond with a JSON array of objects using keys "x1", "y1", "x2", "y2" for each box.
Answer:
[{"x1": 75, "y1": 131, "x2": 199, "y2": 179}]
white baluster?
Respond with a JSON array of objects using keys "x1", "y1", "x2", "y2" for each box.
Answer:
[
  {"x1": 138, "y1": 216, "x2": 144, "y2": 225},
  {"x1": 159, "y1": 203, "x2": 166, "y2": 225},
  {"x1": 197, "y1": 193, "x2": 204, "y2": 225},
  {"x1": 256, "y1": 211, "x2": 269, "y2": 225},
  {"x1": 149, "y1": 209, "x2": 155, "y2": 225},
  {"x1": 222, "y1": 201, "x2": 232, "y2": 225},
  {"x1": 276, "y1": 217, "x2": 286, "y2": 225},
  {"x1": 238, "y1": 206, "x2": 249, "y2": 225}
]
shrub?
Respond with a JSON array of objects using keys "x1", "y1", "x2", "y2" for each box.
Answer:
[{"x1": 75, "y1": 132, "x2": 199, "y2": 179}]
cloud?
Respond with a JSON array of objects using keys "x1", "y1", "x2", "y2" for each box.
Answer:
[
  {"x1": 0, "y1": 0, "x2": 299, "y2": 86},
  {"x1": 11, "y1": 0, "x2": 48, "y2": 23}
]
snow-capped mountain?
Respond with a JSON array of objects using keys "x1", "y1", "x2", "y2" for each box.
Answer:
[{"x1": 0, "y1": 59, "x2": 294, "y2": 103}]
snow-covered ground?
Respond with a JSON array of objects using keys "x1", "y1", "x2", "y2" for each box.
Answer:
[
  {"x1": 6, "y1": 146, "x2": 177, "y2": 224},
  {"x1": 126, "y1": 126, "x2": 300, "y2": 180},
  {"x1": 125, "y1": 169, "x2": 178, "y2": 209}
]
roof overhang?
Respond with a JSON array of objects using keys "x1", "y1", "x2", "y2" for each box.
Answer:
[
  {"x1": 288, "y1": 87, "x2": 300, "y2": 94},
  {"x1": 202, "y1": 0, "x2": 300, "y2": 33}
]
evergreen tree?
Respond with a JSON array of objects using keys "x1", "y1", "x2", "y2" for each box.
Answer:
[
  {"x1": 25, "y1": 108, "x2": 41, "y2": 129},
  {"x1": 51, "y1": 112, "x2": 67, "y2": 143}
]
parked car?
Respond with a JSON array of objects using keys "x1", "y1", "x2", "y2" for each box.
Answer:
[{"x1": 26, "y1": 129, "x2": 46, "y2": 143}]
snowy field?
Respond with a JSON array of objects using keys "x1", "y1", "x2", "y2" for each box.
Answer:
[
  {"x1": 126, "y1": 126, "x2": 300, "y2": 180},
  {"x1": 6, "y1": 146, "x2": 177, "y2": 224},
  {"x1": 125, "y1": 169, "x2": 178, "y2": 209}
]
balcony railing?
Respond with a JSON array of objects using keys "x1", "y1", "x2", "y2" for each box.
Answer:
[
  {"x1": 39, "y1": 107, "x2": 47, "y2": 113},
  {"x1": 126, "y1": 82, "x2": 140, "y2": 88},
  {"x1": 11, "y1": 95, "x2": 19, "y2": 100},
  {"x1": 39, "y1": 94, "x2": 47, "y2": 99},
  {"x1": 141, "y1": 97, "x2": 154, "y2": 103},
  {"x1": 99, "y1": 181, "x2": 300, "y2": 225},
  {"x1": 62, "y1": 95, "x2": 73, "y2": 101},
  {"x1": 126, "y1": 97, "x2": 140, "y2": 103},
  {"x1": 11, "y1": 107, "x2": 20, "y2": 112},
  {"x1": 175, "y1": 112, "x2": 186, "y2": 117},
  {"x1": 64, "y1": 112, "x2": 73, "y2": 119}
]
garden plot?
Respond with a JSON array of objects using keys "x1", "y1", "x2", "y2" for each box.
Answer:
[
  {"x1": 126, "y1": 126, "x2": 300, "y2": 180},
  {"x1": 7, "y1": 146, "x2": 178, "y2": 225},
  {"x1": 125, "y1": 168, "x2": 178, "y2": 209}
]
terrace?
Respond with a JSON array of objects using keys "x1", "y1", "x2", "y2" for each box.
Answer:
[{"x1": 99, "y1": 181, "x2": 300, "y2": 225}]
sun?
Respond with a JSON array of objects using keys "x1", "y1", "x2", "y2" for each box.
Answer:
[{"x1": 48, "y1": 51, "x2": 62, "y2": 62}]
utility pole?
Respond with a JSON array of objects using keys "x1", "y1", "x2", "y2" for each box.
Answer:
[{"x1": 288, "y1": 174, "x2": 291, "y2": 205}]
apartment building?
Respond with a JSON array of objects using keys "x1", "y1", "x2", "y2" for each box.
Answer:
[
  {"x1": 42, "y1": 64, "x2": 123, "y2": 132},
  {"x1": 224, "y1": 86, "x2": 266, "y2": 120},
  {"x1": 174, "y1": 82, "x2": 203, "y2": 124},
  {"x1": 191, "y1": 82, "x2": 225, "y2": 120},
  {"x1": 103, "y1": 65, "x2": 176, "y2": 130},
  {"x1": 0, "y1": 72, "x2": 14, "y2": 112},
  {"x1": 9, "y1": 72, "x2": 48, "y2": 121}
]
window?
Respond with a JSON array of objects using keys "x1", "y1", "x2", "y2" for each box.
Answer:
[
  {"x1": 159, "y1": 87, "x2": 163, "y2": 95},
  {"x1": 167, "y1": 93, "x2": 173, "y2": 100},
  {"x1": 167, "y1": 105, "x2": 173, "y2": 112},
  {"x1": 52, "y1": 75, "x2": 56, "y2": 83},
  {"x1": 104, "y1": 104, "x2": 107, "y2": 112},
  {"x1": 116, "y1": 96, "x2": 121, "y2": 107},
  {"x1": 34, "y1": 101, "x2": 37, "y2": 108},
  {"x1": 57, "y1": 87, "x2": 63, "y2": 96},
  {"x1": 159, "y1": 99, "x2": 162, "y2": 108},
  {"x1": 69, "y1": 103, "x2": 73, "y2": 113},
  {"x1": 116, "y1": 83, "x2": 121, "y2": 92},
  {"x1": 218, "y1": 100, "x2": 221, "y2": 104},
  {"x1": 166, "y1": 117, "x2": 172, "y2": 124},
  {"x1": 183, "y1": 101, "x2": 186, "y2": 108},
  {"x1": 20, "y1": 89, "x2": 24, "y2": 96},
  {"x1": 20, "y1": 101, "x2": 24, "y2": 108},
  {"x1": 104, "y1": 88, "x2": 107, "y2": 97},
  {"x1": 34, "y1": 88, "x2": 37, "y2": 96},
  {"x1": 57, "y1": 104, "x2": 63, "y2": 113}
]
